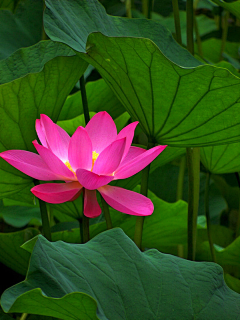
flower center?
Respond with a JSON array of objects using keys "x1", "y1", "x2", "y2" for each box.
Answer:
[
  {"x1": 65, "y1": 161, "x2": 76, "y2": 175},
  {"x1": 92, "y1": 151, "x2": 99, "y2": 170}
]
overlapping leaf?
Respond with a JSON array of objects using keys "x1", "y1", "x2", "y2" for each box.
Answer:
[
  {"x1": 2, "y1": 229, "x2": 240, "y2": 320},
  {"x1": 44, "y1": 0, "x2": 200, "y2": 67},
  {"x1": 0, "y1": 228, "x2": 39, "y2": 275},
  {"x1": 0, "y1": 0, "x2": 43, "y2": 59},
  {"x1": 201, "y1": 143, "x2": 240, "y2": 174},
  {"x1": 211, "y1": 0, "x2": 240, "y2": 19},
  {"x1": 0, "y1": 53, "x2": 87, "y2": 199},
  {"x1": 59, "y1": 79, "x2": 125, "y2": 121},
  {"x1": 80, "y1": 33, "x2": 240, "y2": 146},
  {"x1": 0, "y1": 40, "x2": 76, "y2": 85}
]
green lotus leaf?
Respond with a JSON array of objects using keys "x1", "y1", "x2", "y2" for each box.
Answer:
[{"x1": 2, "y1": 229, "x2": 240, "y2": 319}]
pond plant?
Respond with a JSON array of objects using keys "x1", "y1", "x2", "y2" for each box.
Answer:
[{"x1": 0, "y1": 0, "x2": 240, "y2": 319}]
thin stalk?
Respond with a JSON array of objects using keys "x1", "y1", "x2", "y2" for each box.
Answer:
[
  {"x1": 147, "y1": 0, "x2": 153, "y2": 19},
  {"x1": 235, "y1": 172, "x2": 240, "y2": 238},
  {"x1": 80, "y1": 75, "x2": 90, "y2": 125},
  {"x1": 176, "y1": 155, "x2": 186, "y2": 201},
  {"x1": 142, "y1": 0, "x2": 148, "y2": 17},
  {"x1": 134, "y1": 141, "x2": 154, "y2": 249},
  {"x1": 172, "y1": 0, "x2": 182, "y2": 45},
  {"x1": 219, "y1": 11, "x2": 229, "y2": 61},
  {"x1": 126, "y1": 0, "x2": 132, "y2": 18},
  {"x1": 101, "y1": 196, "x2": 113, "y2": 229},
  {"x1": 20, "y1": 314, "x2": 28, "y2": 320},
  {"x1": 33, "y1": 179, "x2": 52, "y2": 241},
  {"x1": 194, "y1": 16, "x2": 203, "y2": 57},
  {"x1": 79, "y1": 75, "x2": 90, "y2": 242},
  {"x1": 205, "y1": 172, "x2": 217, "y2": 263},
  {"x1": 42, "y1": 2, "x2": 47, "y2": 40},
  {"x1": 186, "y1": 0, "x2": 194, "y2": 54},
  {"x1": 81, "y1": 190, "x2": 89, "y2": 243},
  {"x1": 186, "y1": 147, "x2": 200, "y2": 261}
]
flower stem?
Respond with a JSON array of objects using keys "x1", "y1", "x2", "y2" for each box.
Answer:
[
  {"x1": 172, "y1": 0, "x2": 182, "y2": 45},
  {"x1": 33, "y1": 180, "x2": 52, "y2": 241},
  {"x1": 20, "y1": 313, "x2": 28, "y2": 320},
  {"x1": 176, "y1": 155, "x2": 186, "y2": 201},
  {"x1": 126, "y1": 0, "x2": 132, "y2": 18},
  {"x1": 219, "y1": 11, "x2": 229, "y2": 61},
  {"x1": 81, "y1": 190, "x2": 89, "y2": 243},
  {"x1": 204, "y1": 172, "x2": 217, "y2": 263},
  {"x1": 186, "y1": 0, "x2": 194, "y2": 55},
  {"x1": 134, "y1": 141, "x2": 154, "y2": 249},
  {"x1": 235, "y1": 172, "x2": 240, "y2": 239},
  {"x1": 186, "y1": 147, "x2": 200, "y2": 261},
  {"x1": 142, "y1": 0, "x2": 148, "y2": 17},
  {"x1": 80, "y1": 75, "x2": 90, "y2": 125},
  {"x1": 79, "y1": 75, "x2": 90, "y2": 242},
  {"x1": 147, "y1": 0, "x2": 153, "y2": 19},
  {"x1": 101, "y1": 196, "x2": 113, "y2": 229}
]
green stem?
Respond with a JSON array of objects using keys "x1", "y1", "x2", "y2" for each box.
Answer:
[
  {"x1": 194, "y1": 16, "x2": 203, "y2": 57},
  {"x1": 41, "y1": 2, "x2": 47, "y2": 40},
  {"x1": 219, "y1": 11, "x2": 229, "y2": 61},
  {"x1": 79, "y1": 75, "x2": 90, "y2": 242},
  {"x1": 142, "y1": 0, "x2": 148, "y2": 17},
  {"x1": 134, "y1": 142, "x2": 154, "y2": 249},
  {"x1": 101, "y1": 196, "x2": 113, "y2": 229},
  {"x1": 186, "y1": 147, "x2": 200, "y2": 261},
  {"x1": 147, "y1": 0, "x2": 153, "y2": 19},
  {"x1": 235, "y1": 172, "x2": 240, "y2": 238},
  {"x1": 20, "y1": 314, "x2": 28, "y2": 320},
  {"x1": 126, "y1": 0, "x2": 132, "y2": 18},
  {"x1": 186, "y1": 0, "x2": 194, "y2": 55},
  {"x1": 80, "y1": 75, "x2": 90, "y2": 125},
  {"x1": 81, "y1": 190, "x2": 89, "y2": 243},
  {"x1": 172, "y1": 0, "x2": 182, "y2": 45},
  {"x1": 176, "y1": 155, "x2": 186, "y2": 201},
  {"x1": 205, "y1": 172, "x2": 217, "y2": 263},
  {"x1": 33, "y1": 180, "x2": 52, "y2": 241}
]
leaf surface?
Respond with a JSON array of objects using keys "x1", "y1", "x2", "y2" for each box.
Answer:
[
  {"x1": 44, "y1": 0, "x2": 200, "y2": 67},
  {"x1": 82, "y1": 33, "x2": 240, "y2": 146},
  {"x1": 201, "y1": 143, "x2": 240, "y2": 174},
  {"x1": 2, "y1": 229, "x2": 240, "y2": 320}
]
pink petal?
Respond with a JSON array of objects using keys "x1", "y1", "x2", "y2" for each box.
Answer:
[
  {"x1": 114, "y1": 145, "x2": 167, "y2": 180},
  {"x1": 84, "y1": 189, "x2": 101, "y2": 218},
  {"x1": 98, "y1": 185, "x2": 153, "y2": 216},
  {"x1": 117, "y1": 122, "x2": 138, "y2": 161},
  {"x1": 93, "y1": 138, "x2": 126, "y2": 175},
  {"x1": 40, "y1": 114, "x2": 70, "y2": 161},
  {"x1": 117, "y1": 146, "x2": 146, "y2": 168},
  {"x1": 85, "y1": 112, "x2": 117, "y2": 153},
  {"x1": 0, "y1": 150, "x2": 60, "y2": 180},
  {"x1": 68, "y1": 126, "x2": 92, "y2": 171},
  {"x1": 31, "y1": 182, "x2": 82, "y2": 203},
  {"x1": 76, "y1": 169, "x2": 114, "y2": 190},
  {"x1": 33, "y1": 141, "x2": 76, "y2": 181},
  {"x1": 36, "y1": 119, "x2": 48, "y2": 147}
]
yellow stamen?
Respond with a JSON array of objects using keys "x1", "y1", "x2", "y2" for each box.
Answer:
[
  {"x1": 92, "y1": 151, "x2": 99, "y2": 170},
  {"x1": 65, "y1": 161, "x2": 76, "y2": 175}
]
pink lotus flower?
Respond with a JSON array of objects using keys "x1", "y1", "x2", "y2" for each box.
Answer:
[{"x1": 0, "y1": 112, "x2": 166, "y2": 218}]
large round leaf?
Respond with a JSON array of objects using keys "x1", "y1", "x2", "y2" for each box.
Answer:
[
  {"x1": 2, "y1": 229, "x2": 240, "y2": 319},
  {"x1": 44, "y1": 0, "x2": 200, "y2": 67},
  {"x1": 0, "y1": 40, "x2": 75, "y2": 85},
  {"x1": 82, "y1": 33, "x2": 240, "y2": 147},
  {"x1": 0, "y1": 54, "x2": 87, "y2": 199},
  {"x1": 201, "y1": 143, "x2": 240, "y2": 174}
]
